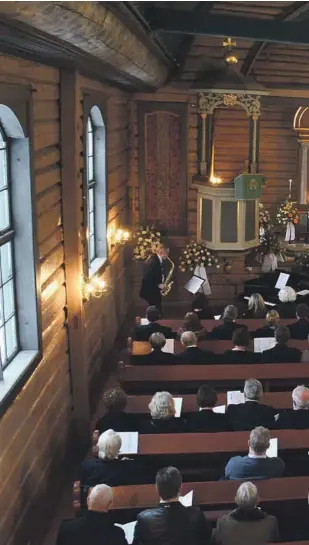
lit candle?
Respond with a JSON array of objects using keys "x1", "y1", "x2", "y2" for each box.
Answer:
[{"x1": 289, "y1": 179, "x2": 292, "y2": 198}]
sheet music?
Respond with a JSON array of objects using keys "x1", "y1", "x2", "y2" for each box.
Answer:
[
  {"x1": 297, "y1": 290, "x2": 309, "y2": 296},
  {"x1": 266, "y1": 438, "x2": 278, "y2": 458},
  {"x1": 118, "y1": 432, "x2": 139, "y2": 455},
  {"x1": 179, "y1": 490, "x2": 193, "y2": 507},
  {"x1": 194, "y1": 266, "x2": 211, "y2": 295},
  {"x1": 115, "y1": 521, "x2": 137, "y2": 544},
  {"x1": 184, "y1": 276, "x2": 204, "y2": 295},
  {"x1": 275, "y1": 272, "x2": 290, "y2": 290},
  {"x1": 162, "y1": 339, "x2": 174, "y2": 354},
  {"x1": 213, "y1": 405, "x2": 226, "y2": 414},
  {"x1": 227, "y1": 391, "x2": 245, "y2": 405},
  {"x1": 254, "y1": 337, "x2": 276, "y2": 353},
  {"x1": 173, "y1": 397, "x2": 183, "y2": 418},
  {"x1": 140, "y1": 318, "x2": 149, "y2": 325}
]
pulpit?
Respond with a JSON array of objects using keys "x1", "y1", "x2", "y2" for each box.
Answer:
[{"x1": 196, "y1": 177, "x2": 261, "y2": 250}]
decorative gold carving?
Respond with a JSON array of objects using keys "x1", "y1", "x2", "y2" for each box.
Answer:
[
  {"x1": 248, "y1": 178, "x2": 257, "y2": 191},
  {"x1": 223, "y1": 94, "x2": 238, "y2": 107},
  {"x1": 198, "y1": 92, "x2": 261, "y2": 118}
]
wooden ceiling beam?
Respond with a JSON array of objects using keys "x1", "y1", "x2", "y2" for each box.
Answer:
[
  {"x1": 242, "y1": 1, "x2": 309, "y2": 76},
  {"x1": 144, "y1": 7, "x2": 309, "y2": 46},
  {"x1": 172, "y1": 2, "x2": 214, "y2": 79}
]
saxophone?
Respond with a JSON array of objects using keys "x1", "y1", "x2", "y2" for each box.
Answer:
[{"x1": 161, "y1": 256, "x2": 175, "y2": 296}]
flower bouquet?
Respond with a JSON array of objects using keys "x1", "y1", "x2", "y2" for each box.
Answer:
[
  {"x1": 133, "y1": 225, "x2": 161, "y2": 261},
  {"x1": 179, "y1": 241, "x2": 220, "y2": 272},
  {"x1": 276, "y1": 200, "x2": 299, "y2": 243},
  {"x1": 259, "y1": 203, "x2": 271, "y2": 235}
]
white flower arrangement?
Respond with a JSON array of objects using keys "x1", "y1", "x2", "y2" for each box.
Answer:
[
  {"x1": 133, "y1": 225, "x2": 161, "y2": 261},
  {"x1": 179, "y1": 241, "x2": 220, "y2": 272}
]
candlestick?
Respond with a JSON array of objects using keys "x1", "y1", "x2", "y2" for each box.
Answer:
[{"x1": 288, "y1": 178, "x2": 292, "y2": 199}]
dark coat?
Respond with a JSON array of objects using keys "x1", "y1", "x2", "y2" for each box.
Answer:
[
  {"x1": 132, "y1": 322, "x2": 174, "y2": 341},
  {"x1": 226, "y1": 401, "x2": 277, "y2": 431},
  {"x1": 209, "y1": 322, "x2": 248, "y2": 340},
  {"x1": 56, "y1": 511, "x2": 128, "y2": 545},
  {"x1": 79, "y1": 458, "x2": 151, "y2": 487},
  {"x1": 288, "y1": 318, "x2": 309, "y2": 340},
  {"x1": 139, "y1": 418, "x2": 186, "y2": 435},
  {"x1": 132, "y1": 502, "x2": 212, "y2": 545},
  {"x1": 176, "y1": 346, "x2": 216, "y2": 365},
  {"x1": 225, "y1": 455, "x2": 285, "y2": 480},
  {"x1": 96, "y1": 411, "x2": 138, "y2": 435},
  {"x1": 276, "y1": 408, "x2": 309, "y2": 429},
  {"x1": 261, "y1": 344, "x2": 301, "y2": 363},
  {"x1": 223, "y1": 350, "x2": 260, "y2": 364},
  {"x1": 132, "y1": 350, "x2": 177, "y2": 366},
  {"x1": 275, "y1": 301, "x2": 297, "y2": 319},
  {"x1": 140, "y1": 254, "x2": 163, "y2": 307},
  {"x1": 187, "y1": 410, "x2": 231, "y2": 433},
  {"x1": 253, "y1": 324, "x2": 277, "y2": 338},
  {"x1": 213, "y1": 507, "x2": 279, "y2": 545}
]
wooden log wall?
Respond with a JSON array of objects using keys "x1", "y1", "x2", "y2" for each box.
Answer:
[
  {"x1": 129, "y1": 88, "x2": 299, "y2": 309},
  {"x1": 0, "y1": 59, "x2": 131, "y2": 545}
]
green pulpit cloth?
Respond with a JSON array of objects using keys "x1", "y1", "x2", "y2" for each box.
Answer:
[{"x1": 234, "y1": 174, "x2": 264, "y2": 200}]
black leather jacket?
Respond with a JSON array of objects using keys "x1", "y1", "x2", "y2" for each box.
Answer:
[{"x1": 132, "y1": 502, "x2": 212, "y2": 545}]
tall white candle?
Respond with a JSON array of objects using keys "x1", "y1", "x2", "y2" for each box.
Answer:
[{"x1": 289, "y1": 179, "x2": 292, "y2": 198}]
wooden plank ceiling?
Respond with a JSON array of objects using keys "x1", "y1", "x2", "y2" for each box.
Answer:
[{"x1": 135, "y1": 1, "x2": 309, "y2": 88}]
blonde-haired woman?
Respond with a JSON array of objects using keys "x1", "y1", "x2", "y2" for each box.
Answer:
[
  {"x1": 242, "y1": 293, "x2": 266, "y2": 319},
  {"x1": 253, "y1": 310, "x2": 280, "y2": 338},
  {"x1": 140, "y1": 391, "x2": 186, "y2": 434}
]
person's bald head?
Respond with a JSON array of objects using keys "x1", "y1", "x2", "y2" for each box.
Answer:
[
  {"x1": 292, "y1": 385, "x2": 309, "y2": 410},
  {"x1": 181, "y1": 331, "x2": 197, "y2": 347},
  {"x1": 87, "y1": 484, "x2": 113, "y2": 513}
]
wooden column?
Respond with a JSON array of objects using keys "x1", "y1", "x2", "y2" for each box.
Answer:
[
  {"x1": 200, "y1": 113, "x2": 207, "y2": 175},
  {"x1": 60, "y1": 70, "x2": 90, "y2": 448},
  {"x1": 299, "y1": 140, "x2": 309, "y2": 204}
]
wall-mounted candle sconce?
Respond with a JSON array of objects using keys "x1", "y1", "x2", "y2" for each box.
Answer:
[{"x1": 82, "y1": 275, "x2": 107, "y2": 302}]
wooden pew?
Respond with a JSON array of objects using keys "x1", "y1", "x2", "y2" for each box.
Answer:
[
  {"x1": 129, "y1": 338, "x2": 307, "y2": 356},
  {"x1": 135, "y1": 318, "x2": 295, "y2": 332},
  {"x1": 126, "y1": 391, "x2": 293, "y2": 413},
  {"x1": 120, "y1": 362, "x2": 309, "y2": 393},
  {"x1": 111, "y1": 476, "x2": 309, "y2": 509}
]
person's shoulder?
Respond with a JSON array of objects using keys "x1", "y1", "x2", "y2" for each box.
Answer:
[
  {"x1": 137, "y1": 506, "x2": 162, "y2": 520},
  {"x1": 57, "y1": 516, "x2": 82, "y2": 540}
]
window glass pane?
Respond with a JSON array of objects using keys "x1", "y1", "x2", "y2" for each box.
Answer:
[
  {"x1": 0, "y1": 241, "x2": 12, "y2": 284},
  {"x1": 5, "y1": 315, "x2": 17, "y2": 361},
  {"x1": 89, "y1": 235, "x2": 95, "y2": 263},
  {"x1": 3, "y1": 279, "x2": 14, "y2": 320},
  {"x1": 88, "y1": 155, "x2": 94, "y2": 183},
  {"x1": 88, "y1": 187, "x2": 94, "y2": 214},
  {"x1": 0, "y1": 325, "x2": 6, "y2": 367},
  {"x1": 89, "y1": 211, "x2": 95, "y2": 238},
  {"x1": 0, "y1": 292, "x2": 3, "y2": 327},
  {"x1": 0, "y1": 148, "x2": 8, "y2": 189},
  {"x1": 88, "y1": 128, "x2": 93, "y2": 157},
  {"x1": 0, "y1": 189, "x2": 9, "y2": 231}
]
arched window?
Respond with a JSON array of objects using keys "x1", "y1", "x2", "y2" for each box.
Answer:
[
  {"x1": 86, "y1": 105, "x2": 107, "y2": 274},
  {"x1": 0, "y1": 102, "x2": 39, "y2": 403},
  {"x1": 0, "y1": 125, "x2": 18, "y2": 367}
]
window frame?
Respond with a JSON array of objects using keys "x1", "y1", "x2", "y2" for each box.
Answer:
[
  {"x1": 82, "y1": 92, "x2": 108, "y2": 278},
  {"x1": 0, "y1": 85, "x2": 41, "y2": 417}
]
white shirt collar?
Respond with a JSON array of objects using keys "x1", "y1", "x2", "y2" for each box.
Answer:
[
  {"x1": 248, "y1": 453, "x2": 267, "y2": 459},
  {"x1": 186, "y1": 345, "x2": 197, "y2": 348},
  {"x1": 157, "y1": 254, "x2": 163, "y2": 263}
]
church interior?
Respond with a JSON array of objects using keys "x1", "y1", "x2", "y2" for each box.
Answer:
[{"x1": 4, "y1": 2, "x2": 309, "y2": 545}]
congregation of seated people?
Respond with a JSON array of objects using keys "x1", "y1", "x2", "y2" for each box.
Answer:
[{"x1": 57, "y1": 294, "x2": 309, "y2": 545}]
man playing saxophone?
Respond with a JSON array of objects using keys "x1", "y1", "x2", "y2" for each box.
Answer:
[{"x1": 139, "y1": 242, "x2": 172, "y2": 315}]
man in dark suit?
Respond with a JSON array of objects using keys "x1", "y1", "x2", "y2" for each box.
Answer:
[
  {"x1": 177, "y1": 331, "x2": 215, "y2": 364},
  {"x1": 226, "y1": 378, "x2": 276, "y2": 431},
  {"x1": 133, "y1": 333, "x2": 176, "y2": 365},
  {"x1": 132, "y1": 466, "x2": 212, "y2": 545},
  {"x1": 277, "y1": 385, "x2": 309, "y2": 429},
  {"x1": 224, "y1": 427, "x2": 285, "y2": 480},
  {"x1": 187, "y1": 384, "x2": 231, "y2": 432},
  {"x1": 57, "y1": 484, "x2": 128, "y2": 545},
  {"x1": 139, "y1": 243, "x2": 168, "y2": 314},
  {"x1": 223, "y1": 328, "x2": 260, "y2": 364},
  {"x1": 261, "y1": 326, "x2": 301, "y2": 363},
  {"x1": 209, "y1": 305, "x2": 248, "y2": 340},
  {"x1": 287, "y1": 303, "x2": 309, "y2": 340},
  {"x1": 132, "y1": 306, "x2": 174, "y2": 341}
]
